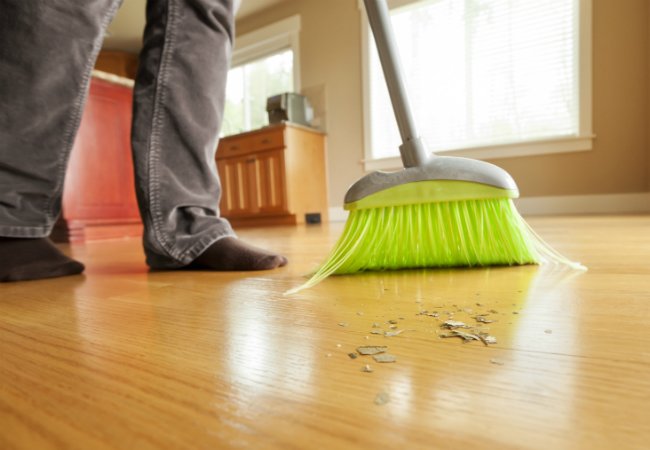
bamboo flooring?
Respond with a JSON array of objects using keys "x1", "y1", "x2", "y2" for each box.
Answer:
[{"x1": 1, "y1": 215, "x2": 649, "y2": 449}]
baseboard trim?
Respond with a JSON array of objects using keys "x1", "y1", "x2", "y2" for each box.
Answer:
[
  {"x1": 515, "y1": 192, "x2": 650, "y2": 216},
  {"x1": 328, "y1": 192, "x2": 650, "y2": 221}
]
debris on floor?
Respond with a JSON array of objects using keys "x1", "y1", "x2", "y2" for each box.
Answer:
[
  {"x1": 372, "y1": 354, "x2": 397, "y2": 363},
  {"x1": 475, "y1": 315, "x2": 494, "y2": 324},
  {"x1": 357, "y1": 346, "x2": 387, "y2": 355},
  {"x1": 440, "y1": 330, "x2": 481, "y2": 342},
  {"x1": 374, "y1": 392, "x2": 390, "y2": 405},
  {"x1": 478, "y1": 334, "x2": 497, "y2": 346},
  {"x1": 441, "y1": 320, "x2": 468, "y2": 329},
  {"x1": 332, "y1": 295, "x2": 517, "y2": 404},
  {"x1": 384, "y1": 330, "x2": 403, "y2": 337},
  {"x1": 544, "y1": 329, "x2": 553, "y2": 334}
]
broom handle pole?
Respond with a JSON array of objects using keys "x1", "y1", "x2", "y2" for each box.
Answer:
[{"x1": 364, "y1": 0, "x2": 430, "y2": 167}]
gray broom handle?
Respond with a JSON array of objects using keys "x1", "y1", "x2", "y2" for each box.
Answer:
[{"x1": 364, "y1": 0, "x2": 430, "y2": 167}]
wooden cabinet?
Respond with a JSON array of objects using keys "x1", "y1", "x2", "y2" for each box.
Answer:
[{"x1": 217, "y1": 124, "x2": 329, "y2": 226}]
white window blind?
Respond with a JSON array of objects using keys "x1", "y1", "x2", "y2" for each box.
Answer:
[{"x1": 367, "y1": 0, "x2": 583, "y2": 161}]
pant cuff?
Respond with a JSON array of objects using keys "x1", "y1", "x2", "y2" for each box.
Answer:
[{"x1": 0, "y1": 224, "x2": 52, "y2": 238}]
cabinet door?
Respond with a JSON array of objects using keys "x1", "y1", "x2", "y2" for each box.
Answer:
[
  {"x1": 217, "y1": 150, "x2": 287, "y2": 218},
  {"x1": 63, "y1": 78, "x2": 139, "y2": 222},
  {"x1": 252, "y1": 150, "x2": 287, "y2": 214},
  {"x1": 217, "y1": 156, "x2": 256, "y2": 217}
]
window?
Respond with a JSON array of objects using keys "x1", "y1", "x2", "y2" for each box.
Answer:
[
  {"x1": 222, "y1": 49, "x2": 294, "y2": 136},
  {"x1": 221, "y1": 15, "x2": 301, "y2": 136},
  {"x1": 362, "y1": 0, "x2": 593, "y2": 169}
]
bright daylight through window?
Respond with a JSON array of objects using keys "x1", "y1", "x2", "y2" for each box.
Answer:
[
  {"x1": 367, "y1": 0, "x2": 584, "y2": 160},
  {"x1": 222, "y1": 49, "x2": 294, "y2": 136}
]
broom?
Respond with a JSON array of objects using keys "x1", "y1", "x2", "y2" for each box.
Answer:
[{"x1": 287, "y1": 0, "x2": 584, "y2": 294}]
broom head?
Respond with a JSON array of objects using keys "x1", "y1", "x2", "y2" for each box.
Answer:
[{"x1": 287, "y1": 179, "x2": 584, "y2": 294}]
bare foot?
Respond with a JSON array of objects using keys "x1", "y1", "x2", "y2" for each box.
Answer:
[
  {"x1": 0, "y1": 237, "x2": 85, "y2": 282},
  {"x1": 186, "y1": 237, "x2": 287, "y2": 271}
]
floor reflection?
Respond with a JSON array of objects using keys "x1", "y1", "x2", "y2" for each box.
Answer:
[{"x1": 223, "y1": 281, "x2": 316, "y2": 403}]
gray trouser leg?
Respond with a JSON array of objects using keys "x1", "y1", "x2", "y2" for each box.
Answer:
[
  {"x1": 132, "y1": 0, "x2": 236, "y2": 269},
  {"x1": 0, "y1": 0, "x2": 236, "y2": 268},
  {"x1": 0, "y1": 0, "x2": 123, "y2": 237}
]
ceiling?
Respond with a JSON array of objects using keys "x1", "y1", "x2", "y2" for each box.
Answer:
[{"x1": 104, "y1": 0, "x2": 288, "y2": 52}]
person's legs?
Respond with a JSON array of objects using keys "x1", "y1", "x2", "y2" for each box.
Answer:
[
  {"x1": 132, "y1": 0, "x2": 286, "y2": 270},
  {"x1": 0, "y1": 0, "x2": 122, "y2": 281}
]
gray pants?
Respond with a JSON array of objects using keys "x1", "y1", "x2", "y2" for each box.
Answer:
[{"x1": 0, "y1": 0, "x2": 236, "y2": 268}]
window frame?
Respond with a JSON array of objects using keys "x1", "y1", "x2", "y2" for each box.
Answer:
[
  {"x1": 359, "y1": 0, "x2": 593, "y2": 171},
  {"x1": 223, "y1": 15, "x2": 301, "y2": 135}
]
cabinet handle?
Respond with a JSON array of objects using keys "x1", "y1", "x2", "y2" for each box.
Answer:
[
  {"x1": 260, "y1": 138, "x2": 271, "y2": 144},
  {"x1": 229, "y1": 145, "x2": 239, "y2": 151},
  {"x1": 246, "y1": 158, "x2": 256, "y2": 163}
]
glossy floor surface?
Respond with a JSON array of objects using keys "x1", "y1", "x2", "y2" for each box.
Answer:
[{"x1": 1, "y1": 215, "x2": 649, "y2": 449}]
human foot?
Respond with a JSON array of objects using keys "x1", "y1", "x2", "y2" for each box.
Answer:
[
  {"x1": 187, "y1": 237, "x2": 288, "y2": 271},
  {"x1": 0, "y1": 237, "x2": 85, "y2": 282}
]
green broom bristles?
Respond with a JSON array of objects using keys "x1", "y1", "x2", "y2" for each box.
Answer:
[{"x1": 286, "y1": 198, "x2": 584, "y2": 294}]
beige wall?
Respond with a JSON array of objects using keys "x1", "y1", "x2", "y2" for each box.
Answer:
[{"x1": 240, "y1": 0, "x2": 650, "y2": 206}]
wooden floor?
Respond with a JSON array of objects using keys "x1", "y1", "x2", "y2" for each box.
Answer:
[{"x1": 1, "y1": 215, "x2": 649, "y2": 450}]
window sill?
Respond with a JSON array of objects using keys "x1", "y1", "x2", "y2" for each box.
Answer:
[{"x1": 363, "y1": 135, "x2": 595, "y2": 172}]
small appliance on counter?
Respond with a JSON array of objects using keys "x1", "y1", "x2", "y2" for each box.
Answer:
[{"x1": 266, "y1": 93, "x2": 314, "y2": 127}]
